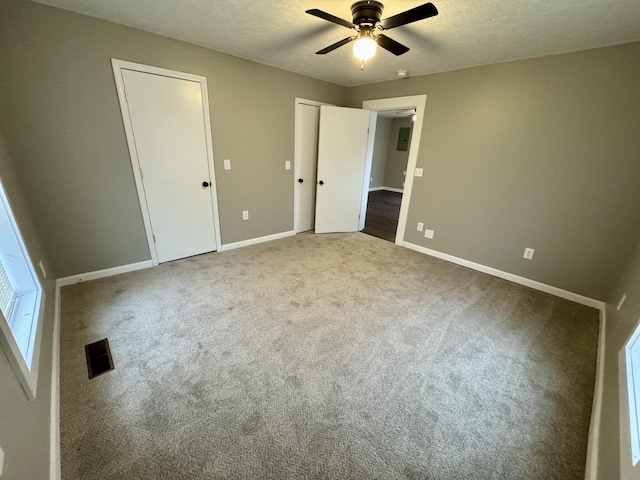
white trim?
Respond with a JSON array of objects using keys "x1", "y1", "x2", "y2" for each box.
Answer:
[
  {"x1": 219, "y1": 231, "x2": 295, "y2": 252},
  {"x1": 56, "y1": 260, "x2": 153, "y2": 288},
  {"x1": 0, "y1": 292, "x2": 44, "y2": 400},
  {"x1": 49, "y1": 285, "x2": 61, "y2": 480},
  {"x1": 402, "y1": 241, "x2": 605, "y2": 310},
  {"x1": 368, "y1": 186, "x2": 404, "y2": 193},
  {"x1": 585, "y1": 308, "x2": 606, "y2": 480},
  {"x1": 293, "y1": 98, "x2": 334, "y2": 234},
  {"x1": 359, "y1": 112, "x2": 378, "y2": 231},
  {"x1": 363, "y1": 95, "x2": 427, "y2": 247},
  {"x1": 0, "y1": 176, "x2": 46, "y2": 401},
  {"x1": 619, "y1": 318, "x2": 640, "y2": 478},
  {"x1": 111, "y1": 59, "x2": 223, "y2": 266}
]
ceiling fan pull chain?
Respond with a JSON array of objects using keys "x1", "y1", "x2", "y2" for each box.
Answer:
[{"x1": 361, "y1": 59, "x2": 365, "y2": 70}]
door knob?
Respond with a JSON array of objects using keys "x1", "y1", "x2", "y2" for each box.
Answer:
[
  {"x1": 298, "y1": 178, "x2": 304, "y2": 183},
  {"x1": 202, "y1": 181, "x2": 210, "y2": 187},
  {"x1": 318, "y1": 180, "x2": 324, "y2": 185}
]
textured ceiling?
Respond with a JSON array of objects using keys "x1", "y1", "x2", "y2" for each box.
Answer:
[{"x1": 32, "y1": 0, "x2": 640, "y2": 86}]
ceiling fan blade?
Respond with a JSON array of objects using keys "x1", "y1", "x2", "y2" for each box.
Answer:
[
  {"x1": 380, "y1": 2, "x2": 438, "y2": 30},
  {"x1": 306, "y1": 9, "x2": 355, "y2": 29},
  {"x1": 316, "y1": 36, "x2": 357, "y2": 55},
  {"x1": 375, "y1": 34, "x2": 410, "y2": 56}
]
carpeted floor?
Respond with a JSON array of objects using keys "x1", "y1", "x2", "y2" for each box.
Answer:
[{"x1": 59, "y1": 233, "x2": 599, "y2": 479}]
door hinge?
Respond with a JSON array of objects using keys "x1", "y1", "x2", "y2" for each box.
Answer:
[
  {"x1": 124, "y1": 88, "x2": 129, "y2": 102},
  {"x1": 152, "y1": 234, "x2": 156, "y2": 244}
]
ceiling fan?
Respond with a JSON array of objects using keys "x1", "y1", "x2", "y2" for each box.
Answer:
[{"x1": 306, "y1": 1, "x2": 438, "y2": 66}]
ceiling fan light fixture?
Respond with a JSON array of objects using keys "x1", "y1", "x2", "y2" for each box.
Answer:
[
  {"x1": 353, "y1": 31, "x2": 377, "y2": 62},
  {"x1": 307, "y1": 2, "x2": 438, "y2": 66}
]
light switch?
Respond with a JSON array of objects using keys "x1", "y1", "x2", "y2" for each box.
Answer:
[
  {"x1": 224, "y1": 159, "x2": 231, "y2": 170},
  {"x1": 415, "y1": 168, "x2": 423, "y2": 177},
  {"x1": 285, "y1": 161, "x2": 291, "y2": 170}
]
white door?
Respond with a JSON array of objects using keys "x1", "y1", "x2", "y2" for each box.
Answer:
[
  {"x1": 295, "y1": 103, "x2": 320, "y2": 232},
  {"x1": 122, "y1": 69, "x2": 217, "y2": 263},
  {"x1": 315, "y1": 106, "x2": 372, "y2": 234}
]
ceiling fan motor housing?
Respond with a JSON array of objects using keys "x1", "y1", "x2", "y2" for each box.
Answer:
[{"x1": 351, "y1": 1, "x2": 383, "y2": 27}]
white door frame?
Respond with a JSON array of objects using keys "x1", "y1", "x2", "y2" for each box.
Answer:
[
  {"x1": 363, "y1": 95, "x2": 427, "y2": 245},
  {"x1": 293, "y1": 97, "x2": 333, "y2": 233},
  {"x1": 112, "y1": 59, "x2": 222, "y2": 266}
]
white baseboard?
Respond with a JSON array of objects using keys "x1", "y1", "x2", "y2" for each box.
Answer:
[
  {"x1": 585, "y1": 308, "x2": 606, "y2": 480},
  {"x1": 402, "y1": 241, "x2": 605, "y2": 310},
  {"x1": 49, "y1": 285, "x2": 61, "y2": 480},
  {"x1": 219, "y1": 231, "x2": 295, "y2": 252},
  {"x1": 368, "y1": 186, "x2": 404, "y2": 193},
  {"x1": 55, "y1": 260, "x2": 153, "y2": 288}
]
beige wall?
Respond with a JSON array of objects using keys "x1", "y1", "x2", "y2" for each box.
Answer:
[
  {"x1": 369, "y1": 117, "x2": 392, "y2": 189},
  {"x1": 0, "y1": 0, "x2": 347, "y2": 278},
  {"x1": 383, "y1": 118, "x2": 412, "y2": 190},
  {"x1": 0, "y1": 133, "x2": 56, "y2": 480},
  {"x1": 1, "y1": 2, "x2": 640, "y2": 474},
  {"x1": 3, "y1": 2, "x2": 638, "y2": 301},
  {"x1": 349, "y1": 42, "x2": 640, "y2": 300}
]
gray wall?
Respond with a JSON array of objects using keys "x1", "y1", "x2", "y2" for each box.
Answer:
[
  {"x1": 1, "y1": 0, "x2": 640, "y2": 476},
  {"x1": 0, "y1": 0, "x2": 347, "y2": 278},
  {"x1": 0, "y1": 133, "x2": 56, "y2": 480},
  {"x1": 369, "y1": 117, "x2": 392, "y2": 189},
  {"x1": 383, "y1": 118, "x2": 412, "y2": 190},
  {"x1": 598, "y1": 241, "x2": 640, "y2": 479},
  {"x1": 4, "y1": 2, "x2": 638, "y2": 301},
  {"x1": 349, "y1": 42, "x2": 640, "y2": 300}
]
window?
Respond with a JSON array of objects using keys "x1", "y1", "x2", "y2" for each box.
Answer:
[
  {"x1": 0, "y1": 176, "x2": 44, "y2": 400},
  {"x1": 624, "y1": 321, "x2": 640, "y2": 466}
]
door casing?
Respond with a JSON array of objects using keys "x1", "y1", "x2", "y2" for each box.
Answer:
[
  {"x1": 111, "y1": 59, "x2": 222, "y2": 266},
  {"x1": 363, "y1": 95, "x2": 427, "y2": 245}
]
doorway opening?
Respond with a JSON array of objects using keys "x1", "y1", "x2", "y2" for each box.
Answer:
[
  {"x1": 292, "y1": 95, "x2": 426, "y2": 245},
  {"x1": 363, "y1": 95, "x2": 427, "y2": 246},
  {"x1": 362, "y1": 109, "x2": 414, "y2": 242}
]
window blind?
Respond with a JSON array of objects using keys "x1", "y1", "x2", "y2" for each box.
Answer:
[{"x1": 0, "y1": 258, "x2": 15, "y2": 318}]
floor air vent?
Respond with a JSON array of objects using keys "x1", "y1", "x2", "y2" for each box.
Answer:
[{"x1": 85, "y1": 338, "x2": 114, "y2": 379}]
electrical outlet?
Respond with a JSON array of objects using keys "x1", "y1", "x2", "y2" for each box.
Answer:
[
  {"x1": 285, "y1": 161, "x2": 291, "y2": 170},
  {"x1": 242, "y1": 210, "x2": 249, "y2": 220},
  {"x1": 424, "y1": 229, "x2": 434, "y2": 239},
  {"x1": 417, "y1": 222, "x2": 424, "y2": 232},
  {"x1": 617, "y1": 293, "x2": 627, "y2": 311},
  {"x1": 224, "y1": 159, "x2": 231, "y2": 170},
  {"x1": 414, "y1": 168, "x2": 423, "y2": 177},
  {"x1": 523, "y1": 248, "x2": 535, "y2": 260},
  {"x1": 38, "y1": 261, "x2": 46, "y2": 279},
  {"x1": 0, "y1": 445, "x2": 4, "y2": 477}
]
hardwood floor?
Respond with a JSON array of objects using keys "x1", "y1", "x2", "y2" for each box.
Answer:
[{"x1": 362, "y1": 190, "x2": 402, "y2": 242}]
